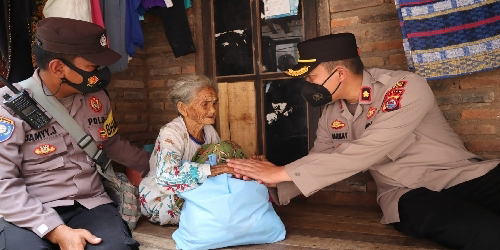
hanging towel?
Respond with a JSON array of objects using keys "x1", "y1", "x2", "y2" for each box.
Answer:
[
  {"x1": 101, "y1": 0, "x2": 128, "y2": 72},
  {"x1": 43, "y1": 0, "x2": 92, "y2": 22},
  {"x1": 90, "y1": 0, "x2": 105, "y2": 29}
]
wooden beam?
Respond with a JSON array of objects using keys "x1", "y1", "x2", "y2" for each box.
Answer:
[{"x1": 194, "y1": 0, "x2": 204, "y2": 75}]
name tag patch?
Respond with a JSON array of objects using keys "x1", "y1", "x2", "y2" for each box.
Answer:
[{"x1": 332, "y1": 132, "x2": 348, "y2": 140}]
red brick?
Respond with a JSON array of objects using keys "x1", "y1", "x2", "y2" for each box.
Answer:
[
  {"x1": 166, "y1": 79, "x2": 177, "y2": 87},
  {"x1": 148, "y1": 80, "x2": 165, "y2": 88},
  {"x1": 461, "y1": 109, "x2": 500, "y2": 120},
  {"x1": 360, "y1": 40, "x2": 403, "y2": 52},
  {"x1": 453, "y1": 125, "x2": 496, "y2": 135},
  {"x1": 119, "y1": 124, "x2": 148, "y2": 133},
  {"x1": 150, "y1": 102, "x2": 165, "y2": 110},
  {"x1": 151, "y1": 114, "x2": 178, "y2": 122},
  {"x1": 389, "y1": 54, "x2": 407, "y2": 66},
  {"x1": 124, "y1": 114, "x2": 138, "y2": 122},
  {"x1": 362, "y1": 57, "x2": 384, "y2": 68},
  {"x1": 465, "y1": 141, "x2": 500, "y2": 152},
  {"x1": 150, "y1": 67, "x2": 181, "y2": 76},
  {"x1": 149, "y1": 91, "x2": 169, "y2": 99},
  {"x1": 181, "y1": 65, "x2": 196, "y2": 74},
  {"x1": 115, "y1": 102, "x2": 147, "y2": 111},
  {"x1": 460, "y1": 76, "x2": 500, "y2": 89},
  {"x1": 331, "y1": 16, "x2": 360, "y2": 28},
  {"x1": 112, "y1": 80, "x2": 144, "y2": 88},
  {"x1": 124, "y1": 91, "x2": 145, "y2": 100},
  {"x1": 128, "y1": 58, "x2": 144, "y2": 66},
  {"x1": 329, "y1": 0, "x2": 384, "y2": 13}
]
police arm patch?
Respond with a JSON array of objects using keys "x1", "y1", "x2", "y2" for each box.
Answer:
[
  {"x1": 103, "y1": 111, "x2": 118, "y2": 138},
  {"x1": 0, "y1": 116, "x2": 15, "y2": 142},
  {"x1": 382, "y1": 89, "x2": 405, "y2": 112}
]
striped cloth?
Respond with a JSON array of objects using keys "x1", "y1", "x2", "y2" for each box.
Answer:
[{"x1": 395, "y1": 0, "x2": 500, "y2": 80}]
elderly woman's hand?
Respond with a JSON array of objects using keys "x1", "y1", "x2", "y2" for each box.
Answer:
[{"x1": 209, "y1": 164, "x2": 235, "y2": 177}]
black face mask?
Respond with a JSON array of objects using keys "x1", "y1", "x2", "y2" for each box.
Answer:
[
  {"x1": 59, "y1": 58, "x2": 111, "y2": 94},
  {"x1": 301, "y1": 69, "x2": 342, "y2": 107}
]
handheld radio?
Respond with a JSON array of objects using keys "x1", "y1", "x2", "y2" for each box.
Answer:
[{"x1": 0, "y1": 76, "x2": 50, "y2": 129}]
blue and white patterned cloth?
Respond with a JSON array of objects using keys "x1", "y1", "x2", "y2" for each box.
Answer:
[
  {"x1": 395, "y1": 0, "x2": 500, "y2": 79},
  {"x1": 138, "y1": 116, "x2": 220, "y2": 225}
]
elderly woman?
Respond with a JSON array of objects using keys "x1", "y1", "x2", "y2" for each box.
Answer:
[{"x1": 139, "y1": 75, "x2": 233, "y2": 225}]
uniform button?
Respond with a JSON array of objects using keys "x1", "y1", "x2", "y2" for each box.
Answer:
[{"x1": 295, "y1": 172, "x2": 300, "y2": 176}]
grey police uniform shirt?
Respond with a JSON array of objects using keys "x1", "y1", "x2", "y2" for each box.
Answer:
[
  {"x1": 0, "y1": 70, "x2": 149, "y2": 237},
  {"x1": 270, "y1": 68, "x2": 500, "y2": 224}
]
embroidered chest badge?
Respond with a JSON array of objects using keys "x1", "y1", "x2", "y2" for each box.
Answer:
[
  {"x1": 34, "y1": 144, "x2": 56, "y2": 155},
  {"x1": 366, "y1": 107, "x2": 377, "y2": 119},
  {"x1": 89, "y1": 96, "x2": 102, "y2": 113},
  {"x1": 98, "y1": 127, "x2": 108, "y2": 139},
  {"x1": 0, "y1": 116, "x2": 14, "y2": 142},
  {"x1": 331, "y1": 119, "x2": 346, "y2": 130}
]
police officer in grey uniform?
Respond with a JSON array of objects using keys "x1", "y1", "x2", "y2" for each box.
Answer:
[
  {"x1": 0, "y1": 18, "x2": 149, "y2": 250},
  {"x1": 228, "y1": 33, "x2": 500, "y2": 250}
]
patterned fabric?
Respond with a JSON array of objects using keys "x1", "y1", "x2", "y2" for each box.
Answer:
[
  {"x1": 395, "y1": 0, "x2": 500, "y2": 80},
  {"x1": 138, "y1": 116, "x2": 220, "y2": 225},
  {"x1": 191, "y1": 140, "x2": 247, "y2": 166}
]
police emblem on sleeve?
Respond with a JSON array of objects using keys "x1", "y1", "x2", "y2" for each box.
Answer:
[
  {"x1": 34, "y1": 144, "x2": 56, "y2": 155},
  {"x1": 89, "y1": 96, "x2": 102, "y2": 113},
  {"x1": 382, "y1": 89, "x2": 405, "y2": 112},
  {"x1": 0, "y1": 116, "x2": 14, "y2": 142},
  {"x1": 103, "y1": 111, "x2": 118, "y2": 138},
  {"x1": 331, "y1": 119, "x2": 346, "y2": 130}
]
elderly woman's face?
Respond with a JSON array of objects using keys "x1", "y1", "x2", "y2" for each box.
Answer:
[{"x1": 185, "y1": 87, "x2": 218, "y2": 125}]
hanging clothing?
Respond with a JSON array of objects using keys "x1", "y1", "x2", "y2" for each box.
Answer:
[
  {"x1": 126, "y1": 0, "x2": 144, "y2": 57},
  {"x1": 100, "y1": 0, "x2": 128, "y2": 72},
  {"x1": 0, "y1": 0, "x2": 34, "y2": 83},
  {"x1": 140, "y1": 0, "x2": 169, "y2": 9},
  {"x1": 148, "y1": 0, "x2": 195, "y2": 58},
  {"x1": 30, "y1": 0, "x2": 49, "y2": 67},
  {"x1": 90, "y1": 0, "x2": 105, "y2": 29},
  {"x1": 184, "y1": 0, "x2": 191, "y2": 9},
  {"x1": 43, "y1": 0, "x2": 92, "y2": 22}
]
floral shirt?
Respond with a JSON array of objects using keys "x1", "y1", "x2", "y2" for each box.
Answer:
[{"x1": 138, "y1": 116, "x2": 220, "y2": 225}]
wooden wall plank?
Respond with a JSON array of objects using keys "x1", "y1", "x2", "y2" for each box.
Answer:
[{"x1": 217, "y1": 82, "x2": 258, "y2": 157}]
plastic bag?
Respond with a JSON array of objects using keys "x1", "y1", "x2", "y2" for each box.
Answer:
[{"x1": 172, "y1": 174, "x2": 286, "y2": 249}]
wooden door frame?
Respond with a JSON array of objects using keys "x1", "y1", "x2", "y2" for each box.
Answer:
[{"x1": 195, "y1": 0, "x2": 320, "y2": 154}]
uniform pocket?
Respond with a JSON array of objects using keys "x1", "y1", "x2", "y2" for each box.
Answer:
[{"x1": 20, "y1": 136, "x2": 67, "y2": 174}]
